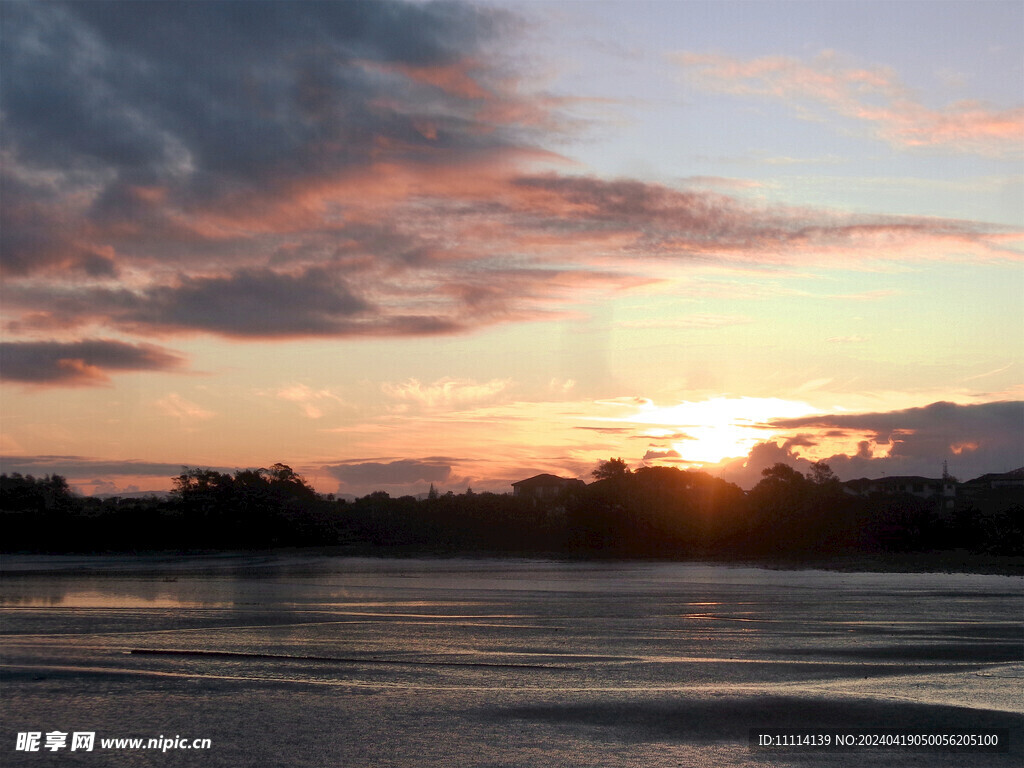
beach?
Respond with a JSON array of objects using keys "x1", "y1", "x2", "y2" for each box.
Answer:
[{"x1": 2, "y1": 555, "x2": 1021, "y2": 766}]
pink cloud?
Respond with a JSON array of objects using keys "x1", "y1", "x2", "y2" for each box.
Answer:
[
  {"x1": 3, "y1": 170, "x2": 1015, "y2": 351},
  {"x1": 362, "y1": 59, "x2": 493, "y2": 101},
  {"x1": 382, "y1": 377, "x2": 513, "y2": 409},
  {"x1": 677, "y1": 51, "x2": 1024, "y2": 157}
]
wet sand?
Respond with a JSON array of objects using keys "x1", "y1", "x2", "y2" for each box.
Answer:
[{"x1": 1, "y1": 555, "x2": 1021, "y2": 766}]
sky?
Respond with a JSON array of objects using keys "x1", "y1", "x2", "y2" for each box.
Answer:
[{"x1": 1, "y1": 0, "x2": 1022, "y2": 498}]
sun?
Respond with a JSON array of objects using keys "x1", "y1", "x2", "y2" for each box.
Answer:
[
  {"x1": 625, "y1": 396, "x2": 819, "y2": 465},
  {"x1": 673, "y1": 424, "x2": 761, "y2": 464}
]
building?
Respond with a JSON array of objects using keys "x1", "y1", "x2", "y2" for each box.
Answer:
[
  {"x1": 956, "y1": 468, "x2": 1024, "y2": 515},
  {"x1": 843, "y1": 475, "x2": 956, "y2": 512},
  {"x1": 959, "y1": 467, "x2": 1024, "y2": 492},
  {"x1": 511, "y1": 474, "x2": 584, "y2": 501}
]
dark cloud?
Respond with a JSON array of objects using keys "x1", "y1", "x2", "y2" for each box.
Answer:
[
  {"x1": 1, "y1": 1, "x2": 1011, "y2": 349},
  {"x1": 0, "y1": 455, "x2": 200, "y2": 479},
  {"x1": 709, "y1": 401, "x2": 1024, "y2": 488},
  {"x1": 3, "y1": 267, "x2": 470, "y2": 339},
  {"x1": 3, "y1": 261, "x2": 636, "y2": 340},
  {"x1": 711, "y1": 441, "x2": 812, "y2": 490},
  {"x1": 772, "y1": 400, "x2": 1022, "y2": 435},
  {"x1": 3, "y1": 0, "x2": 507, "y2": 181},
  {"x1": 0, "y1": 339, "x2": 185, "y2": 385},
  {"x1": 3, "y1": 1, "x2": 633, "y2": 344},
  {"x1": 643, "y1": 449, "x2": 683, "y2": 461},
  {"x1": 507, "y1": 174, "x2": 1005, "y2": 257},
  {"x1": 782, "y1": 434, "x2": 819, "y2": 449},
  {"x1": 0, "y1": 0, "x2": 515, "y2": 274},
  {"x1": 324, "y1": 459, "x2": 452, "y2": 490},
  {"x1": 772, "y1": 400, "x2": 1024, "y2": 481},
  {"x1": 130, "y1": 268, "x2": 372, "y2": 337}
]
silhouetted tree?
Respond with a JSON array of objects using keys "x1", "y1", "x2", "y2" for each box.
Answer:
[
  {"x1": 0, "y1": 473, "x2": 73, "y2": 512},
  {"x1": 592, "y1": 457, "x2": 630, "y2": 481},
  {"x1": 4, "y1": 458, "x2": 1021, "y2": 560},
  {"x1": 806, "y1": 460, "x2": 840, "y2": 488}
]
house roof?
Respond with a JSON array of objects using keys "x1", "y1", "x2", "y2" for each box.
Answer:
[
  {"x1": 511, "y1": 473, "x2": 578, "y2": 488},
  {"x1": 859, "y1": 475, "x2": 945, "y2": 484},
  {"x1": 962, "y1": 467, "x2": 1024, "y2": 485}
]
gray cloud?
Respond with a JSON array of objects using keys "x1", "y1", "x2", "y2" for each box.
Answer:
[
  {"x1": 3, "y1": 266, "x2": 470, "y2": 339},
  {"x1": 324, "y1": 459, "x2": 452, "y2": 490},
  {"x1": 1, "y1": 0, "x2": 515, "y2": 274},
  {"x1": 772, "y1": 400, "x2": 1022, "y2": 434},
  {"x1": 4, "y1": 0, "x2": 507, "y2": 181},
  {"x1": 710, "y1": 401, "x2": 1024, "y2": 488},
  {"x1": 2, "y1": 1, "x2": 1013, "y2": 354},
  {"x1": 507, "y1": 174, "x2": 1005, "y2": 256},
  {"x1": 0, "y1": 339, "x2": 185, "y2": 385},
  {"x1": 0, "y1": 455, "x2": 200, "y2": 480},
  {"x1": 712, "y1": 441, "x2": 811, "y2": 490},
  {"x1": 128, "y1": 268, "x2": 372, "y2": 337},
  {"x1": 3, "y1": 259, "x2": 640, "y2": 340},
  {"x1": 772, "y1": 400, "x2": 1024, "y2": 481},
  {"x1": 643, "y1": 449, "x2": 683, "y2": 461}
]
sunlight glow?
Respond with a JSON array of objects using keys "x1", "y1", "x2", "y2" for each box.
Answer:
[{"x1": 618, "y1": 396, "x2": 819, "y2": 464}]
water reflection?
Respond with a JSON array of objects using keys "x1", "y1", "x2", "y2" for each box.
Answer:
[{"x1": 0, "y1": 561, "x2": 1020, "y2": 768}]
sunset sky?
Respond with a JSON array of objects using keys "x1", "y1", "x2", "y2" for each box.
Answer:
[{"x1": 2, "y1": 0, "x2": 1022, "y2": 498}]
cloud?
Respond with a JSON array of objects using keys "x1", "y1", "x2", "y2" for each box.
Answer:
[
  {"x1": 2, "y1": 2, "x2": 1018, "y2": 357},
  {"x1": 3, "y1": 0, "x2": 514, "y2": 183},
  {"x1": 324, "y1": 458, "x2": 452, "y2": 492},
  {"x1": 0, "y1": 0, "x2": 526, "y2": 276},
  {"x1": 382, "y1": 377, "x2": 512, "y2": 409},
  {"x1": 643, "y1": 449, "x2": 683, "y2": 461},
  {"x1": 2, "y1": 250, "x2": 650, "y2": 342},
  {"x1": 125, "y1": 268, "x2": 373, "y2": 338},
  {"x1": 710, "y1": 440, "x2": 812, "y2": 490},
  {"x1": 501, "y1": 174, "x2": 1015, "y2": 267},
  {"x1": 699, "y1": 400, "x2": 1023, "y2": 487},
  {"x1": 679, "y1": 176, "x2": 765, "y2": 191},
  {"x1": 548, "y1": 378, "x2": 576, "y2": 394},
  {"x1": 0, "y1": 339, "x2": 184, "y2": 385},
  {"x1": 276, "y1": 384, "x2": 345, "y2": 419},
  {"x1": 769, "y1": 400, "x2": 1023, "y2": 477},
  {"x1": 156, "y1": 393, "x2": 215, "y2": 422},
  {"x1": 677, "y1": 50, "x2": 1024, "y2": 157},
  {"x1": 0, "y1": 455, "x2": 200, "y2": 479},
  {"x1": 0, "y1": 454, "x2": 241, "y2": 495}
]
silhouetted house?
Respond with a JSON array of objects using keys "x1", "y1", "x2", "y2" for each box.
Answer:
[
  {"x1": 960, "y1": 467, "x2": 1024, "y2": 492},
  {"x1": 843, "y1": 475, "x2": 956, "y2": 512},
  {"x1": 956, "y1": 468, "x2": 1024, "y2": 515},
  {"x1": 511, "y1": 474, "x2": 584, "y2": 501}
]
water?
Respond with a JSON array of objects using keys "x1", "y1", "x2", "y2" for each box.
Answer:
[{"x1": 1, "y1": 555, "x2": 1021, "y2": 766}]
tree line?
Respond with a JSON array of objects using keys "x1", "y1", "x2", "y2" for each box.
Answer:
[{"x1": 1, "y1": 460, "x2": 1021, "y2": 557}]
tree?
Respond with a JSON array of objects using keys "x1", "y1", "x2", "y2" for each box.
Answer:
[
  {"x1": 746, "y1": 463, "x2": 811, "y2": 551},
  {"x1": 0, "y1": 473, "x2": 73, "y2": 512},
  {"x1": 806, "y1": 460, "x2": 839, "y2": 487},
  {"x1": 592, "y1": 457, "x2": 631, "y2": 481},
  {"x1": 171, "y1": 468, "x2": 233, "y2": 502}
]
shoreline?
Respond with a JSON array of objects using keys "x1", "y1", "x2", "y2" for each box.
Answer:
[{"x1": 2, "y1": 547, "x2": 1022, "y2": 577}]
